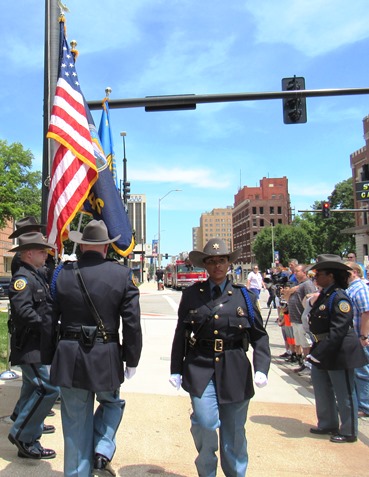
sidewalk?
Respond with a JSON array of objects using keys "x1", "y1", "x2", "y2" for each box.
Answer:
[{"x1": 0, "y1": 282, "x2": 368, "y2": 476}]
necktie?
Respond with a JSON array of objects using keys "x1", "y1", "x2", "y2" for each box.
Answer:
[{"x1": 212, "y1": 285, "x2": 221, "y2": 300}]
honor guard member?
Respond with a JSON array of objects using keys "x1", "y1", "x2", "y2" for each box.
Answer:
[
  {"x1": 307, "y1": 255, "x2": 368, "y2": 443},
  {"x1": 9, "y1": 216, "x2": 55, "y2": 282},
  {"x1": 45, "y1": 220, "x2": 142, "y2": 477},
  {"x1": 170, "y1": 238, "x2": 271, "y2": 477},
  {"x1": 7, "y1": 232, "x2": 59, "y2": 460}
]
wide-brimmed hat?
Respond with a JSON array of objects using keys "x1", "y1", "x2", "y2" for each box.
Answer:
[
  {"x1": 8, "y1": 232, "x2": 55, "y2": 252},
  {"x1": 69, "y1": 220, "x2": 120, "y2": 245},
  {"x1": 189, "y1": 238, "x2": 241, "y2": 268},
  {"x1": 308, "y1": 254, "x2": 352, "y2": 272},
  {"x1": 8, "y1": 216, "x2": 44, "y2": 239}
]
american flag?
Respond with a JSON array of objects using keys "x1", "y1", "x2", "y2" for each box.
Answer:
[{"x1": 46, "y1": 21, "x2": 98, "y2": 252}]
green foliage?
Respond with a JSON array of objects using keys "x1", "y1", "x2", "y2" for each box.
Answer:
[
  {"x1": 0, "y1": 139, "x2": 41, "y2": 227},
  {"x1": 0, "y1": 311, "x2": 8, "y2": 372},
  {"x1": 253, "y1": 178, "x2": 355, "y2": 268},
  {"x1": 253, "y1": 224, "x2": 314, "y2": 270},
  {"x1": 299, "y1": 178, "x2": 355, "y2": 256}
]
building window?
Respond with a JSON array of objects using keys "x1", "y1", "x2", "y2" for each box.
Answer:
[
  {"x1": 277, "y1": 206, "x2": 282, "y2": 214},
  {"x1": 252, "y1": 207, "x2": 257, "y2": 214},
  {"x1": 259, "y1": 207, "x2": 264, "y2": 214},
  {"x1": 270, "y1": 206, "x2": 274, "y2": 214}
]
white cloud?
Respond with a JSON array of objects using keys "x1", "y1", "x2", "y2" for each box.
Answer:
[
  {"x1": 130, "y1": 165, "x2": 232, "y2": 189},
  {"x1": 244, "y1": 0, "x2": 369, "y2": 56}
]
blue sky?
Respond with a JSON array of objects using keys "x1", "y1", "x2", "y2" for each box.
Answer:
[{"x1": 2, "y1": 0, "x2": 369, "y2": 257}]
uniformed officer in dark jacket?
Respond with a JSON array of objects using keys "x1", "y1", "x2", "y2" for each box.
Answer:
[
  {"x1": 7, "y1": 232, "x2": 59, "y2": 460},
  {"x1": 307, "y1": 254, "x2": 368, "y2": 443},
  {"x1": 9, "y1": 216, "x2": 55, "y2": 282},
  {"x1": 170, "y1": 238, "x2": 271, "y2": 477},
  {"x1": 46, "y1": 220, "x2": 142, "y2": 477}
]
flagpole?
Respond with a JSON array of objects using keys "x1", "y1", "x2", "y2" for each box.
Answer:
[{"x1": 42, "y1": 0, "x2": 60, "y2": 225}]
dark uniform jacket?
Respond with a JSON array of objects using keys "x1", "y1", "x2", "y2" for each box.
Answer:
[
  {"x1": 9, "y1": 262, "x2": 53, "y2": 365},
  {"x1": 308, "y1": 285, "x2": 368, "y2": 370},
  {"x1": 170, "y1": 279, "x2": 271, "y2": 404},
  {"x1": 47, "y1": 251, "x2": 142, "y2": 392}
]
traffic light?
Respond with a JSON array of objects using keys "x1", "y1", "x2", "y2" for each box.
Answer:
[
  {"x1": 165, "y1": 253, "x2": 169, "y2": 259},
  {"x1": 322, "y1": 201, "x2": 331, "y2": 218},
  {"x1": 282, "y1": 76, "x2": 307, "y2": 124},
  {"x1": 123, "y1": 181, "x2": 130, "y2": 203}
]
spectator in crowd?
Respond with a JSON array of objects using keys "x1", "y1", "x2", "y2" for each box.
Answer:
[
  {"x1": 346, "y1": 261, "x2": 369, "y2": 418},
  {"x1": 246, "y1": 264, "x2": 265, "y2": 298},
  {"x1": 282, "y1": 265, "x2": 316, "y2": 375}
]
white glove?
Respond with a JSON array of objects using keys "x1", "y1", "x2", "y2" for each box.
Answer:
[
  {"x1": 254, "y1": 371, "x2": 268, "y2": 388},
  {"x1": 124, "y1": 367, "x2": 136, "y2": 379},
  {"x1": 169, "y1": 374, "x2": 182, "y2": 390},
  {"x1": 306, "y1": 354, "x2": 320, "y2": 363}
]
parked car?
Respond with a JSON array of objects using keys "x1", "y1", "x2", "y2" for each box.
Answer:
[{"x1": 0, "y1": 277, "x2": 11, "y2": 297}]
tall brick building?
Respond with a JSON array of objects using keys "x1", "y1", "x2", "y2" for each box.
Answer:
[
  {"x1": 232, "y1": 177, "x2": 291, "y2": 266},
  {"x1": 193, "y1": 207, "x2": 233, "y2": 252},
  {"x1": 347, "y1": 115, "x2": 369, "y2": 262}
]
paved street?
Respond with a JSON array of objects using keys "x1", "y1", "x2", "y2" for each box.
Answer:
[{"x1": 0, "y1": 281, "x2": 368, "y2": 476}]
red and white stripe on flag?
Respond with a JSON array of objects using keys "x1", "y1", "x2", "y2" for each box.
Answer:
[{"x1": 47, "y1": 69, "x2": 98, "y2": 251}]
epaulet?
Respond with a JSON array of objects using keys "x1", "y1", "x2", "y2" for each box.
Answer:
[{"x1": 50, "y1": 262, "x2": 64, "y2": 300}]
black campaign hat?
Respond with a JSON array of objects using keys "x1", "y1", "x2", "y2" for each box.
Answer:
[
  {"x1": 308, "y1": 254, "x2": 352, "y2": 272},
  {"x1": 9, "y1": 216, "x2": 44, "y2": 239},
  {"x1": 8, "y1": 232, "x2": 55, "y2": 252},
  {"x1": 69, "y1": 220, "x2": 120, "y2": 245},
  {"x1": 189, "y1": 238, "x2": 241, "y2": 268}
]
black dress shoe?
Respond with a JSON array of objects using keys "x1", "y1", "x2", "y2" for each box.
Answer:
[
  {"x1": 18, "y1": 445, "x2": 56, "y2": 459},
  {"x1": 8, "y1": 434, "x2": 41, "y2": 459},
  {"x1": 330, "y1": 434, "x2": 357, "y2": 443},
  {"x1": 309, "y1": 427, "x2": 339, "y2": 435},
  {"x1": 42, "y1": 424, "x2": 56, "y2": 434},
  {"x1": 94, "y1": 453, "x2": 116, "y2": 476}
]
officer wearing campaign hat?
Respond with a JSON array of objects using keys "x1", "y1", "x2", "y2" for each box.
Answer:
[
  {"x1": 170, "y1": 238, "x2": 271, "y2": 477},
  {"x1": 307, "y1": 254, "x2": 367, "y2": 443},
  {"x1": 7, "y1": 232, "x2": 59, "y2": 460},
  {"x1": 45, "y1": 220, "x2": 142, "y2": 477}
]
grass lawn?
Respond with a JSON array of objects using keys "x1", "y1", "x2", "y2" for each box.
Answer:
[{"x1": 0, "y1": 311, "x2": 9, "y2": 372}]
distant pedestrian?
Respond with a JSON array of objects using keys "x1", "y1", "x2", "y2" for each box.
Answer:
[{"x1": 246, "y1": 264, "x2": 265, "y2": 298}]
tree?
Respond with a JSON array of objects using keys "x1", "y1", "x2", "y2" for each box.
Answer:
[
  {"x1": 299, "y1": 178, "x2": 355, "y2": 256},
  {"x1": 0, "y1": 140, "x2": 41, "y2": 227},
  {"x1": 253, "y1": 224, "x2": 314, "y2": 270}
]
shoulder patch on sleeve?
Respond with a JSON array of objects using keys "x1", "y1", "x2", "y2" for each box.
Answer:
[
  {"x1": 338, "y1": 300, "x2": 351, "y2": 313},
  {"x1": 13, "y1": 278, "x2": 27, "y2": 291}
]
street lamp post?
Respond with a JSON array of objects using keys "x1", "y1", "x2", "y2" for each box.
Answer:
[
  {"x1": 158, "y1": 189, "x2": 181, "y2": 268},
  {"x1": 120, "y1": 131, "x2": 128, "y2": 207}
]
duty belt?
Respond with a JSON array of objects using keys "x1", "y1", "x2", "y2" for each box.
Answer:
[
  {"x1": 197, "y1": 338, "x2": 244, "y2": 352},
  {"x1": 310, "y1": 332, "x2": 329, "y2": 343},
  {"x1": 61, "y1": 331, "x2": 119, "y2": 343}
]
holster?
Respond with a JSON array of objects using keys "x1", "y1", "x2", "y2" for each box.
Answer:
[{"x1": 79, "y1": 325, "x2": 98, "y2": 348}]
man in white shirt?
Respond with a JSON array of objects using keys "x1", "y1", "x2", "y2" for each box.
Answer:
[{"x1": 246, "y1": 265, "x2": 265, "y2": 298}]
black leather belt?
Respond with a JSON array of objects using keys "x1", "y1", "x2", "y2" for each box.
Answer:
[
  {"x1": 310, "y1": 332, "x2": 329, "y2": 343},
  {"x1": 197, "y1": 339, "x2": 244, "y2": 352},
  {"x1": 61, "y1": 331, "x2": 119, "y2": 343}
]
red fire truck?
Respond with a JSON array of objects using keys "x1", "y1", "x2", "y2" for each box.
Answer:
[
  {"x1": 163, "y1": 263, "x2": 174, "y2": 288},
  {"x1": 171, "y1": 257, "x2": 207, "y2": 290}
]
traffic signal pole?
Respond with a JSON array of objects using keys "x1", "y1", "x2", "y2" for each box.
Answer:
[{"x1": 87, "y1": 87, "x2": 369, "y2": 111}]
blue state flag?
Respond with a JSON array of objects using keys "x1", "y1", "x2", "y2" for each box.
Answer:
[
  {"x1": 98, "y1": 99, "x2": 119, "y2": 189},
  {"x1": 83, "y1": 105, "x2": 135, "y2": 257}
]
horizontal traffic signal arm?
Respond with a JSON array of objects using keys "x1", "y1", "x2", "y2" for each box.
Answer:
[{"x1": 87, "y1": 87, "x2": 369, "y2": 111}]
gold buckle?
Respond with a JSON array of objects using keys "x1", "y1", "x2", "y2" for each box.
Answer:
[{"x1": 214, "y1": 339, "x2": 223, "y2": 352}]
